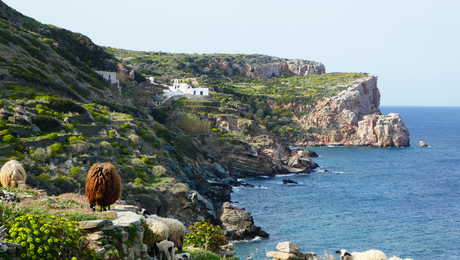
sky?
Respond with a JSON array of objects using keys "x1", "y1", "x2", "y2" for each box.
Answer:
[{"x1": 3, "y1": 0, "x2": 460, "y2": 106}]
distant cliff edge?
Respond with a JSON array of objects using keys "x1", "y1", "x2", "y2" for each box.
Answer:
[{"x1": 296, "y1": 76, "x2": 410, "y2": 147}]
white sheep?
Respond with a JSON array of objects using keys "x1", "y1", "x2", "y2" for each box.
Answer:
[
  {"x1": 175, "y1": 252, "x2": 191, "y2": 260},
  {"x1": 336, "y1": 249, "x2": 387, "y2": 260},
  {"x1": 388, "y1": 256, "x2": 414, "y2": 260},
  {"x1": 146, "y1": 217, "x2": 170, "y2": 242},
  {"x1": 155, "y1": 240, "x2": 175, "y2": 260},
  {"x1": 0, "y1": 160, "x2": 27, "y2": 188},
  {"x1": 150, "y1": 215, "x2": 186, "y2": 252}
]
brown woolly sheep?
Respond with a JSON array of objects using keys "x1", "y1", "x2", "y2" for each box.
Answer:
[
  {"x1": 0, "y1": 160, "x2": 27, "y2": 188},
  {"x1": 85, "y1": 162, "x2": 121, "y2": 211}
]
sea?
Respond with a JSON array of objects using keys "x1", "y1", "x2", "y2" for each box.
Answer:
[{"x1": 233, "y1": 107, "x2": 460, "y2": 260}]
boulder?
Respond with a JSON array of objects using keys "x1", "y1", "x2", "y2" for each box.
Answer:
[
  {"x1": 267, "y1": 251, "x2": 300, "y2": 260},
  {"x1": 79, "y1": 220, "x2": 113, "y2": 231},
  {"x1": 220, "y1": 202, "x2": 269, "y2": 240},
  {"x1": 418, "y1": 140, "x2": 429, "y2": 147},
  {"x1": 276, "y1": 241, "x2": 300, "y2": 254},
  {"x1": 267, "y1": 242, "x2": 318, "y2": 260},
  {"x1": 282, "y1": 179, "x2": 298, "y2": 185},
  {"x1": 0, "y1": 190, "x2": 18, "y2": 202}
]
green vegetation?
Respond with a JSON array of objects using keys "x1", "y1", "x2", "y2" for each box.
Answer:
[
  {"x1": 2, "y1": 134, "x2": 16, "y2": 143},
  {"x1": 47, "y1": 97, "x2": 86, "y2": 113},
  {"x1": 5, "y1": 214, "x2": 94, "y2": 259},
  {"x1": 176, "y1": 112, "x2": 211, "y2": 136},
  {"x1": 185, "y1": 221, "x2": 227, "y2": 253},
  {"x1": 31, "y1": 115, "x2": 62, "y2": 133},
  {"x1": 186, "y1": 250, "x2": 239, "y2": 260},
  {"x1": 47, "y1": 143, "x2": 63, "y2": 156},
  {"x1": 68, "y1": 135, "x2": 86, "y2": 144},
  {"x1": 106, "y1": 47, "x2": 291, "y2": 80},
  {"x1": 82, "y1": 103, "x2": 110, "y2": 122},
  {"x1": 224, "y1": 73, "x2": 368, "y2": 104}
]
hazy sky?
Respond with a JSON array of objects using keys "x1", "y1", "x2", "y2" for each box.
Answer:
[{"x1": 4, "y1": 0, "x2": 460, "y2": 106}]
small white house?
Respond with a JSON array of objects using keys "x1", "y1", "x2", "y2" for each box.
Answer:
[
  {"x1": 95, "y1": 71, "x2": 118, "y2": 85},
  {"x1": 164, "y1": 79, "x2": 209, "y2": 96},
  {"x1": 148, "y1": 76, "x2": 155, "y2": 84}
]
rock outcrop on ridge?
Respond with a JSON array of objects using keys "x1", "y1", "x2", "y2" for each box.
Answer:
[{"x1": 298, "y1": 76, "x2": 410, "y2": 147}]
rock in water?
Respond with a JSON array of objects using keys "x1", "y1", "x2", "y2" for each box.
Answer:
[
  {"x1": 300, "y1": 76, "x2": 410, "y2": 147},
  {"x1": 418, "y1": 140, "x2": 429, "y2": 147},
  {"x1": 276, "y1": 241, "x2": 300, "y2": 254},
  {"x1": 282, "y1": 179, "x2": 298, "y2": 185},
  {"x1": 267, "y1": 241, "x2": 317, "y2": 260},
  {"x1": 220, "y1": 202, "x2": 269, "y2": 240}
]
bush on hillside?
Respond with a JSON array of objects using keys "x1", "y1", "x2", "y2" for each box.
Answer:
[
  {"x1": 185, "y1": 221, "x2": 227, "y2": 253},
  {"x1": 47, "y1": 97, "x2": 86, "y2": 113},
  {"x1": 5, "y1": 213, "x2": 95, "y2": 259},
  {"x1": 176, "y1": 112, "x2": 210, "y2": 136},
  {"x1": 31, "y1": 115, "x2": 63, "y2": 133}
]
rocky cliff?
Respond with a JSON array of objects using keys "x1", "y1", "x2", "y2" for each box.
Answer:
[
  {"x1": 297, "y1": 76, "x2": 410, "y2": 147},
  {"x1": 207, "y1": 58, "x2": 325, "y2": 79}
]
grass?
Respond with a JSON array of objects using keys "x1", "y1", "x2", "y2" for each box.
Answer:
[
  {"x1": 226, "y1": 73, "x2": 368, "y2": 103},
  {"x1": 0, "y1": 191, "x2": 116, "y2": 222},
  {"x1": 185, "y1": 249, "x2": 239, "y2": 260}
]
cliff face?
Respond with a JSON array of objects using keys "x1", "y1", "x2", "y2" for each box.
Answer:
[
  {"x1": 297, "y1": 76, "x2": 410, "y2": 147},
  {"x1": 209, "y1": 58, "x2": 325, "y2": 79}
]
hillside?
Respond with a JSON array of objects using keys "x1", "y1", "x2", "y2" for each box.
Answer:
[
  {"x1": 106, "y1": 47, "x2": 325, "y2": 81},
  {"x1": 0, "y1": 1, "x2": 410, "y2": 258},
  {"x1": 0, "y1": 1, "x2": 121, "y2": 102},
  {"x1": 0, "y1": 1, "x2": 321, "y2": 227}
]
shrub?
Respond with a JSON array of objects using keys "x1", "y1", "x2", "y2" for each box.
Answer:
[
  {"x1": 5, "y1": 213, "x2": 94, "y2": 259},
  {"x1": 218, "y1": 132, "x2": 235, "y2": 138},
  {"x1": 32, "y1": 115, "x2": 62, "y2": 133},
  {"x1": 176, "y1": 113, "x2": 210, "y2": 136},
  {"x1": 187, "y1": 249, "x2": 239, "y2": 260},
  {"x1": 2, "y1": 134, "x2": 16, "y2": 143},
  {"x1": 128, "y1": 134, "x2": 140, "y2": 144},
  {"x1": 133, "y1": 177, "x2": 145, "y2": 185},
  {"x1": 119, "y1": 122, "x2": 130, "y2": 130},
  {"x1": 68, "y1": 135, "x2": 86, "y2": 144},
  {"x1": 43, "y1": 132, "x2": 59, "y2": 140},
  {"x1": 0, "y1": 120, "x2": 7, "y2": 129},
  {"x1": 47, "y1": 97, "x2": 85, "y2": 113},
  {"x1": 64, "y1": 123, "x2": 74, "y2": 132},
  {"x1": 30, "y1": 148, "x2": 49, "y2": 162},
  {"x1": 107, "y1": 129, "x2": 117, "y2": 137},
  {"x1": 69, "y1": 167, "x2": 82, "y2": 177},
  {"x1": 184, "y1": 221, "x2": 227, "y2": 253},
  {"x1": 47, "y1": 143, "x2": 63, "y2": 156},
  {"x1": 0, "y1": 129, "x2": 10, "y2": 136}
]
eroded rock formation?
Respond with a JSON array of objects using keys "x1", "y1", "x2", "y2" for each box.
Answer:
[
  {"x1": 298, "y1": 76, "x2": 410, "y2": 147},
  {"x1": 220, "y1": 202, "x2": 269, "y2": 241}
]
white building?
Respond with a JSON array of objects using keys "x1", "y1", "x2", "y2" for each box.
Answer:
[
  {"x1": 148, "y1": 76, "x2": 155, "y2": 84},
  {"x1": 164, "y1": 79, "x2": 209, "y2": 96},
  {"x1": 95, "y1": 71, "x2": 118, "y2": 85}
]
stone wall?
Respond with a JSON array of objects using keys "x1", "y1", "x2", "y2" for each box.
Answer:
[{"x1": 79, "y1": 205, "x2": 150, "y2": 260}]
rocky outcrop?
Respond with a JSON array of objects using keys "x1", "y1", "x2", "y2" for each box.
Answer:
[
  {"x1": 266, "y1": 241, "x2": 317, "y2": 260},
  {"x1": 236, "y1": 59, "x2": 325, "y2": 79},
  {"x1": 219, "y1": 202, "x2": 269, "y2": 241},
  {"x1": 79, "y1": 204, "x2": 150, "y2": 260},
  {"x1": 298, "y1": 76, "x2": 410, "y2": 147}
]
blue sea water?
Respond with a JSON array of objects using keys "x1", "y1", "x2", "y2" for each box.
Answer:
[{"x1": 233, "y1": 107, "x2": 460, "y2": 260}]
